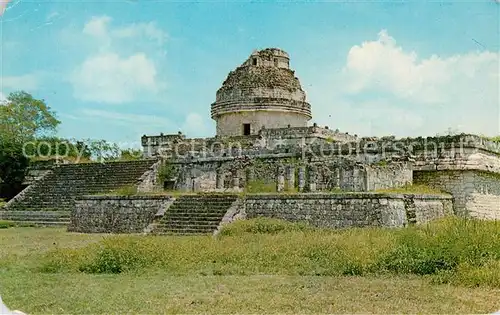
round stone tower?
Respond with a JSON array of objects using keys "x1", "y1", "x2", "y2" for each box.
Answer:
[{"x1": 211, "y1": 48, "x2": 312, "y2": 137}]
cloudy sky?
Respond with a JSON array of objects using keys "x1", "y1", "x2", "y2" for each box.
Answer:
[{"x1": 0, "y1": 1, "x2": 498, "y2": 146}]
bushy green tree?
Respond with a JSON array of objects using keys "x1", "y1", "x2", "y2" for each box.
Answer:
[
  {"x1": 0, "y1": 91, "x2": 60, "y2": 199},
  {"x1": 0, "y1": 91, "x2": 60, "y2": 142},
  {"x1": 0, "y1": 137, "x2": 29, "y2": 200},
  {"x1": 23, "y1": 137, "x2": 85, "y2": 159},
  {"x1": 119, "y1": 148, "x2": 143, "y2": 161},
  {"x1": 83, "y1": 139, "x2": 120, "y2": 162}
]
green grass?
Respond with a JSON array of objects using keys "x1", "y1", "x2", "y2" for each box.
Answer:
[
  {"x1": 482, "y1": 135, "x2": 500, "y2": 143},
  {"x1": 2, "y1": 273, "x2": 499, "y2": 314},
  {"x1": 0, "y1": 220, "x2": 16, "y2": 229},
  {"x1": 375, "y1": 184, "x2": 448, "y2": 195},
  {"x1": 219, "y1": 217, "x2": 313, "y2": 236},
  {"x1": 244, "y1": 179, "x2": 277, "y2": 193},
  {"x1": 33, "y1": 218, "x2": 500, "y2": 282},
  {"x1": 1, "y1": 218, "x2": 500, "y2": 314},
  {"x1": 94, "y1": 185, "x2": 138, "y2": 196}
]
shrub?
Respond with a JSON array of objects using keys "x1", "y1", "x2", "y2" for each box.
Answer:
[
  {"x1": 244, "y1": 180, "x2": 277, "y2": 193},
  {"x1": 157, "y1": 162, "x2": 176, "y2": 185},
  {"x1": 219, "y1": 217, "x2": 313, "y2": 236},
  {"x1": 0, "y1": 220, "x2": 15, "y2": 229},
  {"x1": 36, "y1": 217, "x2": 500, "y2": 287},
  {"x1": 38, "y1": 248, "x2": 86, "y2": 273},
  {"x1": 379, "y1": 234, "x2": 458, "y2": 275},
  {"x1": 79, "y1": 239, "x2": 149, "y2": 274},
  {"x1": 378, "y1": 218, "x2": 500, "y2": 275},
  {"x1": 109, "y1": 185, "x2": 138, "y2": 196}
]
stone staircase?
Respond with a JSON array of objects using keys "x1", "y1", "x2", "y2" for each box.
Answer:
[
  {"x1": 153, "y1": 194, "x2": 238, "y2": 235},
  {"x1": 1, "y1": 160, "x2": 157, "y2": 226},
  {"x1": 0, "y1": 211, "x2": 70, "y2": 227}
]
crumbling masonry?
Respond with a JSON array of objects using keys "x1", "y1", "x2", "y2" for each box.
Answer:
[{"x1": 2, "y1": 48, "x2": 499, "y2": 233}]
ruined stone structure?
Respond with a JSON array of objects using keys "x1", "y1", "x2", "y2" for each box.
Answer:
[
  {"x1": 211, "y1": 48, "x2": 311, "y2": 136},
  {"x1": 1, "y1": 160, "x2": 158, "y2": 226},
  {"x1": 2, "y1": 47, "x2": 500, "y2": 233}
]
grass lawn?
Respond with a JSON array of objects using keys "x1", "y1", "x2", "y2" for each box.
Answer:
[{"x1": 1, "y1": 219, "x2": 500, "y2": 314}]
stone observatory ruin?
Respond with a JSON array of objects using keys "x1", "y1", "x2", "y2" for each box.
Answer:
[
  {"x1": 1, "y1": 47, "x2": 499, "y2": 234},
  {"x1": 211, "y1": 48, "x2": 311, "y2": 136}
]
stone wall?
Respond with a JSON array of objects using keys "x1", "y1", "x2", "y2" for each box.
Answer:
[
  {"x1": 259, "y1": 125, "x2": 357, "y2": 143},
  {"x1": 365, "y1": 163, "x2": 413, "y2": 191},
  {"x1": 215, "y1": 110, "x2": 309, "y2": 137},
  {"x1": 242, "y1": 193, "x2": 453, "y2": 229},
  {"x1": 142, "y1": 134, "x2": 260, "y2": 158},
  {"x1": 215, "y1": 87, "x2": 306, "y2": 104},
  {"x1": 416, "y1": 149, "x2": 500, "y2": 175},
  {"x1": 170, "y1": 155, "x2": 412, "y2": 193},
  {"x1": 137, "y1": 160, "x2": 163, "y2": 193},
  {"x1": 68, "y1": 193, "x2": 452, "y2": 234},
  {"x1": 69, "y1": 195, "x2": 174, "y2": 233},
  {"x1": 414, "y1": 170, "x2": 500, "y2": 219}
]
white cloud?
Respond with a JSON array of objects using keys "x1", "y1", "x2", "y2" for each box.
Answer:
[
  {"x1": 343, "y1": 30, "x2": 499, "y2": 105},
  {"x1": 316, "y1": 30, "x2": 500, "y2": 137},
  {"x1": 78, "y1": 109, "x2": 213, "y2": 139},
  {"x1": 82, "y1": 15, "x2": 112, "y2": 40},
  {"x1": 111, "y1": 22, "x2": 168, "y2": 45},
  {"x1": 81, "y1": 109, "x2": 172, "y2": 127},
  {"x1": 82, "y1": 15, "x2": 167, "y2": 45},
  {"x1": 181, "y1": 112, "x2": 212, "y2": 137},
  {"x1": 80, "y1": 109, "x2": 212, "y2": 134},
  {"x1": 71, "y1": 16, "x2": 168, "y2": 104},
  {"x1": 46, "y1": 11, "x2": 60, "y2": 21},
  {"x1": 1, "y1": 74, "x2": 39, "y2": 91},
  {"x1": 72, "y1": 52, "x2": 161, "y2": 104}
]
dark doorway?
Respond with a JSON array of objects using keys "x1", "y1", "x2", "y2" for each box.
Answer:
[
  {"x1": 252, "y1": 58, "x2": 257, "y2": 66},
  {"x1": 243, "y1": 123, "x2": 251, "y2": 135},
  {"x1": 163, "y1": 180, "x2": 175, "y2": 191}
]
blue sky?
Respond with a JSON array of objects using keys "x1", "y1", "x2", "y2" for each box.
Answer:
[{"x1": 1, "y1": 0, "x2": 499, "y2": 147}]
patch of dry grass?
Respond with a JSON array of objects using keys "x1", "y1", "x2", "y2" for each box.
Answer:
[
  {"x1": 1, "y1": 218, "x2": 500, "y2": 314},
  {"x1": 1, "y1": 272, "x2": 499, "y2": 314},
  {"x1": 375, "y1": 184, "x2": 448, "y2": 195}
]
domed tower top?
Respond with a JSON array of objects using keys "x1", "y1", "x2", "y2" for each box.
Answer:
[
  {"x1": 246, "y1": 48, "x2": 290, "y2": 68},
  {"x1": 211, "y1": 48, "x2": 312, "y2": 137}
]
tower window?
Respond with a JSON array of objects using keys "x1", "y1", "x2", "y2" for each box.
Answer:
[
  {"x1": 243, "y1": 123, "x2": 251, "y2": 135},
  {"x1": 274, "y1": 58, "x2": 278, "y2": 66},
  {"x1": 252, "y1": 58, "x2": 257, "y2": 66}
]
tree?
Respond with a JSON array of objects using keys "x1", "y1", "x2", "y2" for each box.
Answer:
[
  {"x1": 120, "y1": 148, "x2": 143, "y2": 161},
  {"x1": 0, "y1": 91, "x2": 59, "y2": 200},
  {"x1": 22, "y1": 137, "x2": 90, "y2": 161},
  {"x1": 84, "y1": 139, "x2": 121, "y2": 162},
  {"x1": 0, "y1": 91, "x2": 60, "y2": 143},
  {"x1": 0, "y1": 138, "x2": 29, "y2": 200}
]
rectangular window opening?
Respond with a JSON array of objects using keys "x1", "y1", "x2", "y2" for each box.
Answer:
[
  {"x1": 243, "y1": 123, "x2": 251, "y2": 135},
  {"x1": 252, "y1": 58, "x2": 257, "y2": 66}
]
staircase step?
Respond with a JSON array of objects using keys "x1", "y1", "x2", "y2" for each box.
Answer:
[
  {"x1": 151, "y1": 194, "x2": 238, "y2": 235},
  {"x1": 4, "y1": 160, "x2": 158, "y2": 223},
  {"x1": 154, "y1": 224, "x2": 216, "y2": 230},
  {"x1": 2, "y1": 220, "x2": 69, "y2": 227},
  {"x1": 154, "y1": 227, "x2": 215, "y2": 234},
  {"x1": 162, "y1": 218, "x2": 223, "y2": 224}
]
